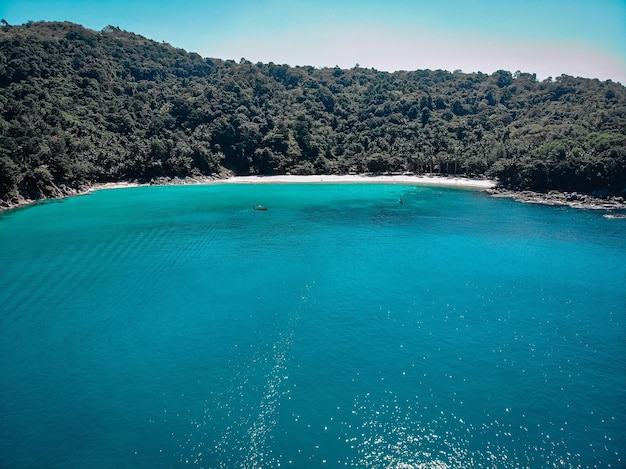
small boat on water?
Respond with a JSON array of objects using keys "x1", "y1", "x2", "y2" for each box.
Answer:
[{"x1": 253, "y1": 205, "x2": 267, "y2": 211}]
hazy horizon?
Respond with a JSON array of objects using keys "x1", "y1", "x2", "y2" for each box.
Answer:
[{"x1": 1, "y1": 0, "x2": 625, "y2": 83}]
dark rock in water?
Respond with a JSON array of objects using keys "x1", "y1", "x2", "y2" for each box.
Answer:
[{"x1": 486, "y1": 187, "x2": 626, "y2": 210}]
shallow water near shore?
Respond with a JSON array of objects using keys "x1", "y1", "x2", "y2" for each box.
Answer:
[{"x1": 1, "y1": 183, "x2": 625, "y2": 468}]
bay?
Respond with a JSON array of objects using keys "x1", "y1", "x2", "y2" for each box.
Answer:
[{"x1": 0, "y1": 183, "x2": 625, "y2": 468}]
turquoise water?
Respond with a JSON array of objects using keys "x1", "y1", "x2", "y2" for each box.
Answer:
[{"x1": 0, "y1": 183, "x2": 625, "y2": 468}]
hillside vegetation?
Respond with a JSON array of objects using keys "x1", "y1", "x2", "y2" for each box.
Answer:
[{"x1": 1, "y1": 21, "x2": 625, "y2": 203}]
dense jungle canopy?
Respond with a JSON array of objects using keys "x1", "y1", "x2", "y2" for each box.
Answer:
[{"x1": 1, "y1": 21, "x2": 625, "y2": 202}]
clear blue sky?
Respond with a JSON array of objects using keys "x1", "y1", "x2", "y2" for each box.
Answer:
[{"x1": 2, "y1": 0, "x2": 625, "y2": 83}]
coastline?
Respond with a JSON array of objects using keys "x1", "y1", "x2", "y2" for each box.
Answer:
[
  {"x1": 0, "y1": 174, "x2": 495, "y2": 214},
  {"x1": 2, "y1": 174, "x2": 625, "y2": 214}
]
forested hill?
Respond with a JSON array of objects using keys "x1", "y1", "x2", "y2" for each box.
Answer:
[{"x1": 1, "y1": 21, "x2": 626, "y2": 204}]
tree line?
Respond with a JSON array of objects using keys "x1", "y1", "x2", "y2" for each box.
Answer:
[{"x1": 1, "y1": 21, "x2": 625, "y2": 203}]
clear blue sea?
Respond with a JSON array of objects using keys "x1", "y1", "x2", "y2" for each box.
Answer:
[{"x1": 1, "y1": 183, "x2": 625, "y2": 468}]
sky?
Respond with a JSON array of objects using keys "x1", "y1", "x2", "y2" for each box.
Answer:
[{"x1": 2, "y1": 0, "x2": 625, "y2": 83}]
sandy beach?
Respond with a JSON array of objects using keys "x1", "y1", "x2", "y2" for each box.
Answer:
[
  {"x1": 89, "y1": 174, "x2": 497, "y2": 193},
  {"x1": 221, "y1": 174, "x2": 496, "y2": 189}
]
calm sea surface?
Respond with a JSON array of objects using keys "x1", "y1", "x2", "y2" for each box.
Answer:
[{"x1": 0, "y1": 183, "x2": 625, "y2": 468}]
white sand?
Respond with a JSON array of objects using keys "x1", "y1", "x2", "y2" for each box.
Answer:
[
  {"x1": 86, "y1": 174, "x2": 496, "y2": 194},
  {"x1": 222, "y1": 174, "x2": 496, "y2": 189},
  {"x1": 88, "y1": 181, "x2": 144, "y2": 191}
]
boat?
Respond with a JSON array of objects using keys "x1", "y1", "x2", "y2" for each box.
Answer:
[{"x1": 253, "y1": 205, "x2": 267, "y2": 211}]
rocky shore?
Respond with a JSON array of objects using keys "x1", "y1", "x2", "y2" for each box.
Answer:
[
  {"x1": 486, "y1": 187, "x2": 626, "y2": 212},
  {"x1": 0, "y1": 182, "x2": 86, "y2": 213},
  {"x1": 0, "y1": 175, "x2": 222, "y2": 214}
]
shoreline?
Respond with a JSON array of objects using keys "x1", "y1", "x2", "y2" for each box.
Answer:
[
  {"x1": 2, "y1": 174, "x2": 625, "y2": 214},
  {"x1": 0, "y1": 174, "x2": 495, "y2": 214}
]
